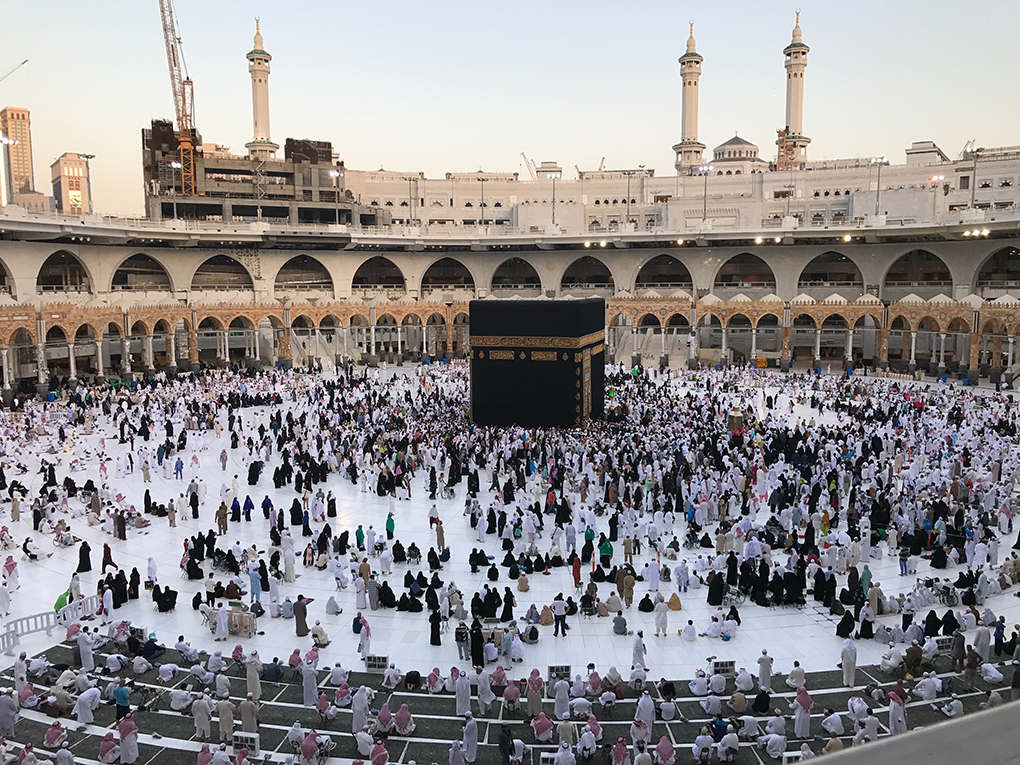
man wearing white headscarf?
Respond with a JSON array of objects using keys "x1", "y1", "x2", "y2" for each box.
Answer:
[
  {"x1": 351, "y1": 686, "x2": 370, "y2": 733},
  {"x1": 461, "y1": 712, "x2": 478, "y2": 763},
  {"x1": 553, "y1": 740, "x2": 576, "y2": 765},
  {"x1": 840, "y1": 639, "x2": 857, "y2": 687}
]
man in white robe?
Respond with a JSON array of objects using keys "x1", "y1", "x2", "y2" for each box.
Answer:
[
  {"x1": 214, "y1": 604, "x2": 229, "y2": 642},
  {"x1": 462, "y1": 713, "x2": 478, "y2": 763},
  {"x1": 73, "y1": 687, "x2": 101, "y2": 729},
  {"x1": 455, "y1": 671, "x2": 471, "y2": 716}
]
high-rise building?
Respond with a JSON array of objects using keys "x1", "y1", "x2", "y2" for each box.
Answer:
[
  {"x1": 50, "y1": 152, "x2": 91, "y2": 214},
  {"x1": 0, "y1": 107, "x2": 35, "y2": 193}
]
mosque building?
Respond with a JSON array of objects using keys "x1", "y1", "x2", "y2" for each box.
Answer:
[{"x1": 0, "y1": 14, "x2": 1019, "y2": 396}]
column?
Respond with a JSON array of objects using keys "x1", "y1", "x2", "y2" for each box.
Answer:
[
  {"x1": 814, "y1": 328, "x2": 821, "y2": 362},
  {"x1": 36, "y1": 343, "x2": 47, "y2": 384},
  {"x1": 845, "y1": 328, "x2": 853, "y2": 365},
  {"x1": 938, "y1": 333, "x2": 947, "y2": 367},
  {"x1": 909, "y1": 331, "x2": 917, "y2": 368},
  {"x1": 1, "y1": 348, "x2": 11, "y2": 390},
  {"x1": 121, "y1": 337, "x2": 131, "y2": 375},
  {"x1": 144, "y1": 335, "x2": 154, "y2": 371},
  {"x1": 750, "y1": 327, "x2": 758, "y2": 360},
  {"x1": 167, "y1": 333, "x2": 177, "y2": 372},
  {"x1": 397, "y1": 326, "x2": 403, "y2": 357},
  {"x1": 370, "y1": 322, "x2": 376, "y2": 357},
  {"x1": 219, "y1": 331, "x2": 228, "y2": 363},
  {"x1": 1008, "y1": 336, "x2": 1015, "y2": 368},
  {"x1": 878, "y1": 327, "x2": 889, "y2": 367},
  {"x1": 720, "y1": 326, "x2": 728, "y2": 365},
  {"x1": 67, "y1": 342, "x2": 77, "y2": 381},
  {"x1": 95, "y1": 340, "x2": 104, "y2": 378}
]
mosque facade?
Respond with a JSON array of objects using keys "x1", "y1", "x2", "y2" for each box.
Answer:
[{"x1": 1, "y1": 15, "x2": 1020, "y2": 394}]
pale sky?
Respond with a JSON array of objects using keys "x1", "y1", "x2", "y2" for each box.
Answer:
[{"x1": 3, "y1": 0, "x2": 1018, "y2": 216}]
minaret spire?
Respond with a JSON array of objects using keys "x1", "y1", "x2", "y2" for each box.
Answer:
[
  {"x1": 246, "y1": 17, "x2": 278, "y2": 160},
  {"x1": 780, "y1": 10, "x2": 810, "y2": 168},
  {"x1": 673, "y1": 21, "x2": 706, "y2": 171}
]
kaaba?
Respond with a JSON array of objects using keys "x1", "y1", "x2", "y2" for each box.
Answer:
[{"x1": 470, "y1": 298, "x2": 605, "y2": 428}]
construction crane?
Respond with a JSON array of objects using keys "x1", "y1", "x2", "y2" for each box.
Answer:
[
  {"x1": 158, "y1": 0, "x2": 196, "y2": 196},
  {"x1": 520, "y1": 152, "x2": 537, "y2": 182},
  {"x1": 0, "y1": 59, "x2": 28, "y2": 86}
]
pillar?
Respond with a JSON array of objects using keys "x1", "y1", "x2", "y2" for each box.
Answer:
[
  {"x1": 67, "y1": 342, "x2": 77, "y2": 382},
  {"x1": 166, "y1": 333, "x2": 177, "y2": 374},
  {"x1": 1007, "y1": 336, "x2": 1016, "y2": 386},
  {"x1": 908, "y1": 331, "x2": 917, "y2": 373},
  {"x1": 144, "y1": 335, "x2": 154, "y2": 372},
  {"x1": 750, "y1": 327, "x2": 758, "y2": 360},
  {"x1": 121, "y1": 337, "x2": 131, "y2": 376},
  {"x1": 0, "y1": 348, "x2": 11, "y2": 392},
  {"x1": 397, "y1": 326, "x2": 403, "y2": 357},
  {"x1": 94, "y1": 340, "x2": 104, "y2": 378},
  {"x1": 36, "y1": 344, "x2": 47, "y2": 383},
  {"x1": 878, "y1": 327, "x2": 889, "y2": 368},
  {"x1": 218, "y1": 331, "x2": 228, "y2": 364},
  {"x1": 814, "y1": 328, "x2": 821, "y2": 363},
  {"x1": 937, "y1": 333, "x2": 947, "y2": 375},
  {"x1": 720, "y1": 326, "x2": 728, "y2": 366}
]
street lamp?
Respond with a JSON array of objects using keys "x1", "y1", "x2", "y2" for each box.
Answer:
[
  {"x1": 328, "y1": 168, "x2": 341, "y2": 224},
  {"x1": 698, "y1": 164, "x2": 713, "y2": 222},
  {"x1": 870, "y1": 156, "x2": 888, "y2": 216},
  {"x1": 79, "y1": 153, "x2": 95, "y2": 214},
  {"x1": 970, "y1": 148, "x2": 983, "y2": 209},
  {"x1": 169, "y1": 160, "x2": 182, "y2": 219},
  {"x1": 550, "y1": 174, "x2": 556, "y2": 228},
  {"x1": 478, "y1": 176, "x2": 488, "y2": 229},
  {"x1": 929, "y1": 173, "x2": 944, "y2": 222}
]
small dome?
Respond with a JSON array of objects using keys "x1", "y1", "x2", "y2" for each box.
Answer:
[
  {"x1": 686, "y1": 22, "x2": 697, "y2": 54},
  {"x1": 253, "y1": 18, "x2": 264, "y2": 49},
  {"x1": 791, "y1": 11, "x2": 802, "y2": 44}
]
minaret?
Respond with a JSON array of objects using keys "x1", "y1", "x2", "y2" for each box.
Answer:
[
  {"x1": 245, "y1": 18, "x2": 278, "y2": 160},
  {"x1": 673, "y1": 22, "x2": 706, "y2": 172},
  {"x1": 781, "y1": 11, "x2": 810, "y2": 167}
]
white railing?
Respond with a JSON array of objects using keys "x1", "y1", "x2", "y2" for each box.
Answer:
[{"x1": 1, "y1": 594, "x2": 100, "y2": 656}]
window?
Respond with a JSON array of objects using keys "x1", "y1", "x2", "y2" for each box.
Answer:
[{"x1": 960, "y1": 176, "x2": 970, "y2": 190}]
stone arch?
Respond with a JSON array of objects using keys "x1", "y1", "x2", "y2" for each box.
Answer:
[
  {"x1": 666, "y1": 312, "x2": 690, "y2": 328},
  {"x1": 798, "y1": 252, "x2": 864, "y2": 289},
  {"x1": 273, "y1": 255, "x2": 334, "y2": 298},
  {"x1": 975, "y1": 245, "x2": 1020, "y2": 296},
  {"x1": 111, "y1": 253, "x2": 174, "y2": 293},
  {"x1": 74, "y1": 323, "x2": 100, "y2": 342},
  {"x1": 291, "y1": 314, "x2": 315, "y2": 329},
  {"x1": 881, "y1": 249, "x2": 952, "y2": 297},
  {"x1": 129, "y1": 319, "x2": 150, "y2": 337},
  {"x1": 197, "y1": 316, "x2": 226, "y2": 331},
  {"x1": 753, "y1": 311, "x2": 783, "y2": 328},
  {"x1": 713, "y1": 253, "x2": 776, "y2": 291},
  {"x1": 635, "y1": 254, "x2": 694, "y2": 291},
  {"x1": 45, "y1": 326, "x2": 67, "y2": 343},
  {"x1": 421, "y1": 257, "x2": 475, "y2": 294},
  {"x1": 490, "y1": 257, "x2": 542, "y2": 295},
  {"x1": 351, "y1": 256, "x2": 406, "y2": 297},
  {"x1": 191, "y1": 255, "x2": 255, "y2": 292},
  {"x1": 638, "y1": 313, "x2": 661, "y2": 327},
  {"x1": 37, "y1": 250, "x2": 92, "y2": 294},
  {"x1": 560, "y1": 255, "x2": 615, "y2": 293}
]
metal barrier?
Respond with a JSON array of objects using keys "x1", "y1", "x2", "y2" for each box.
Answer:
[
  {"x1": 57, "y1": 594, "x2": 100, "y2": 626},
  {"x1": 2, "y1": 595, "x2": 101, "y2": 656}
]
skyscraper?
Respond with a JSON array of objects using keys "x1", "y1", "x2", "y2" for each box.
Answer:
[
  {"x1": 50, "y1": 153, "x2": 91, "y2": 214},
  {"x1": 0, "y1": 107, "x2": 35, "y2": 193}
]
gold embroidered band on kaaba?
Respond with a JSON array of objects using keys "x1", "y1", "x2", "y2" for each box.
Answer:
[{"x1": 471, "y1": 330, "x2": 605, "y2": 349}]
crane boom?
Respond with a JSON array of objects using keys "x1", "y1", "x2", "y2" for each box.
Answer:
[
  {"x1": 520, "y1": 152, "x2": 538, "y2": 182},
  {"x1": 158, "y1": 0, "x2": 195, "y2": 197},
  {"x1": 0, "y1": 59, "x2": 29, "y2": 86}
]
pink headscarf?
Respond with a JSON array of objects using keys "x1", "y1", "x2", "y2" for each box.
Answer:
[
  {"x1": 450, "y1": 667, "x2": 461, "y2": 684},
  {"x1": 359, "y1": 616, "x2": 371, "y2": 636},
  {"x1": 394, "y1": 704, "x2": 412, "y2": 731},
  {"x1": 305, "y1": 647, "x2": 319, "y2": 664},
  {"x1": 288, "y1": 650, "x2": 302, "y2": 668},
  {"x1": 18, "y1": 684, "x2": 33, "y2": 705},
  {"x1": 527, "y1": 668, "x2": 544, "y2": 693},
  {"x1": 376, "y1": 703, "x2": 392, "y2": 727},
  {"x1": 234, "y1": 748, "x2": 249, "y2": 765},
  {"x1": 196, "y1": 744, "x2": 213, "y2": 765},
  {"x1": 612, "y1": 738, "x2": 630, "y2": 765},
  {"x1": 118, "y1": 714, "x2": 138, "y2": 740},
  {"x1": 232, "y1": 645, "x2": 244, "y2": 662},
  {"x1": 4, "y1": 557, "x2": 15, "y2": 575},
  {"x1": 370, "y1": 742, "x2": 388, "y2": 765},
  {"x1": 315, "y1": 693, "x2": 329, "y2": 713},
  {"x1": 334, "y1": 683, "x2": 351, "y2": 703},
  {"x1": 65, "y1": 624, "x2": 81, "y2": 640},
  {"x1": 44, "y1": 722, "x2": 63, "y2": 746},
  {"x1": 532, "y1": 712, "x2": 553, "y2": 735},
  {"x1": 795, "y1": 686, "x2": 812, "y2": 711},
  {"x1": 503, "y1": 684, "x2": 520, "y2": 702},
  {"x1": 587, "y1": 714, "x2": 601, "y2": 739},
  {"x1": 428, "y1": 668, "x2": 442, "y2": 691},
  {"x1": 300, "y1": 732, "x2": 319, "y2": 762},
  {"x1": 99, "y1": 734, "x2": 116, "y2": 759},
  {"x1": 588, "y1": 671, "x2": 602, "y2": 694},
  {"x1": 888, "y1": 689, "x2": 905, "y2": 707},
  {"x1": 655, "y1": 736, "x2": 675, "y2": 763},
  {"x1": 491, "y1": 665, "x2": 506, "y2": 686}
]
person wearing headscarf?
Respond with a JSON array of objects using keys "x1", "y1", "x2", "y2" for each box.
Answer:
[
  {"x1": 888, "y1": 689, "x2": 908, "y2": 735},
  {"x1": 611, "y1": 738, "x2": 631, "y2": 765},
  {"x1": 577, "y1": 726, "x2": 598, "y2": 760},
  {"x1": 98, "y1": 735, "x2": 119, "y2": 764},
  {"x1": 196, "y1": 743, "x2": 213, "y2": 765},
  {"x1": 73, "y1": 686, "x2": 101, "y2": 727},
  {"x1": 841, "y1": 639, "x2": 857, "y2": 687},
  {"x1": 234, "y1": 749, "x2": 251, "y2": 765},
  {"x1": 43, "y1": 722, "x2": 67, "y2": 749},
  {"x1": 370, "y1": 740, "x2": 389, "y2": 765},
  {"x1": 790, "y1": 686, "x2": 813, "y2": 738},
  {"x1": 654, "y1": 736, "x2": 676, "y2": 765},
  {"x1": 118, "y1": 713, "x2": 139, "y2": 765},
  {"x1": 526, "y1": 669, "x2": 544, "y2": 718},
  {"x1": 395, "y1": 703, "x2": 415, "y2": 736},
  {"x1": 531, "y1": 712, "x2": 554, "y2": 742},
  {"x1": 553, "y1": 740, "x2": 576, "y2": 765},
  {"x1": 351, "y1": 686, "x2": 370, "y2": 733},
  {"x1": 376, "y1": 703, "x2": 394, "y2": 734},
  {"x1": 300, "y1": 732, "x2": 320, "y2": 764},
  {"x1": 428, "y1": 667, "x2": 444, "y2": 694},
  {"x1": 246, "y1": 651, "x2": 263, "y2": 701},
  {"x1": 462, "y1": 712, "x2": 478, "y2": 763}
]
